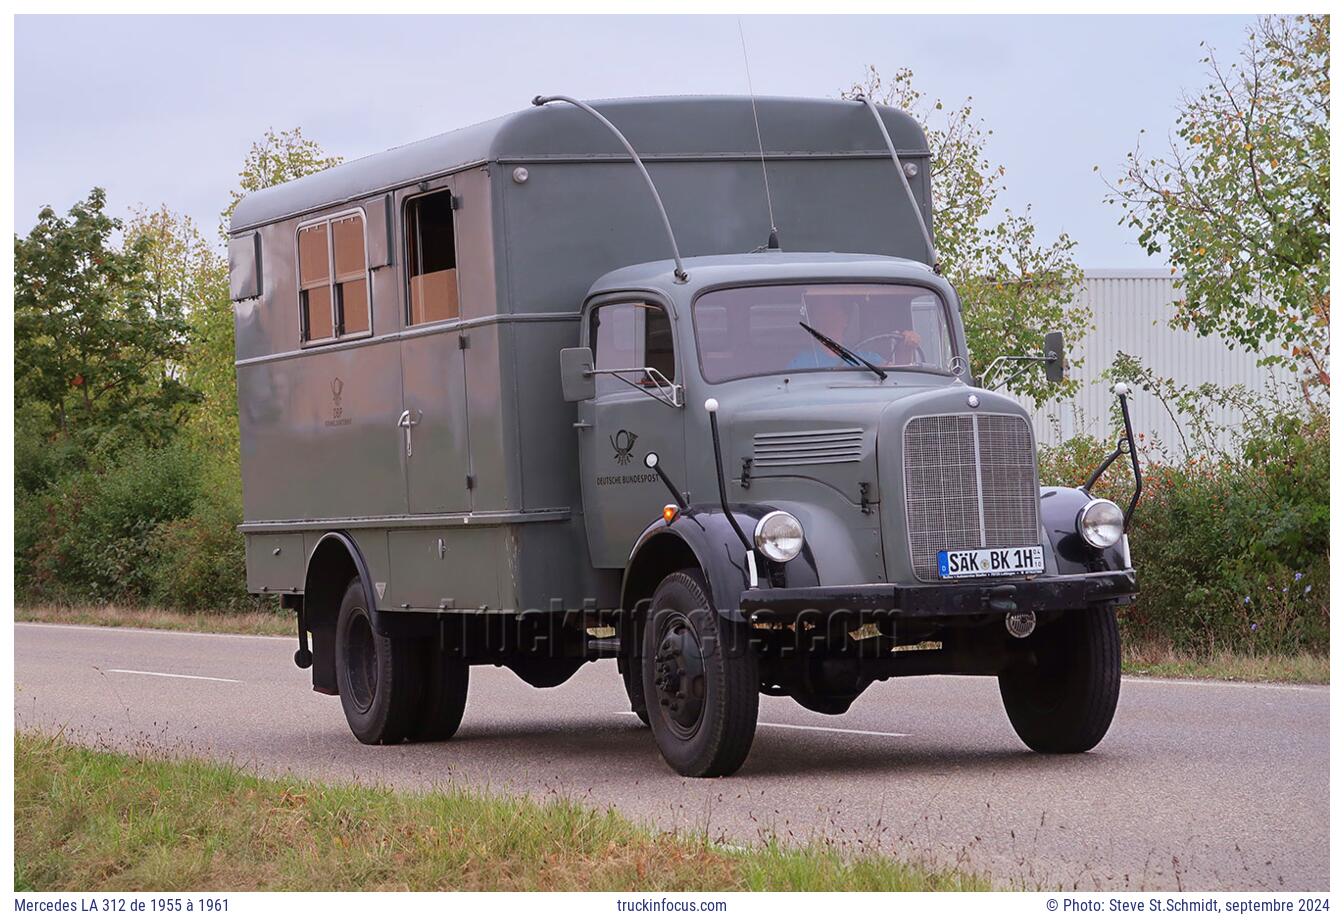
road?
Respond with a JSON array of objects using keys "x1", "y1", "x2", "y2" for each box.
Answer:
[{"x1": 14, "y1": 622, "x2": 1329, "y2": 891}]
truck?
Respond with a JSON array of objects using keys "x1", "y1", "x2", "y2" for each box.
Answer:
[{"x1": 229, "y1": 94, "x2": 1141, "y2": 777}]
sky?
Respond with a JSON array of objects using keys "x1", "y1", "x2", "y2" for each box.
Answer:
[{"x1": 15, "y1": 14, "x2": 1257, "y2": 268}]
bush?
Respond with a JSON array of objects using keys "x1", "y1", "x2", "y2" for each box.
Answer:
[
  {"x1": 1039, "y1": 410, "x2": 1328, "y2": 656},
  {"x1": 15, "y1": 438, "x2": 263, "y2": 612}
]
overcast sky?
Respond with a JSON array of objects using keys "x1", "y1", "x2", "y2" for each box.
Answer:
[{"x1": 16, "y1": 14, "x2": 1256, "y2": 267}]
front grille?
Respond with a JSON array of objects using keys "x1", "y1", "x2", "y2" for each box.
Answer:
[
  {"x1": 752, "y1": 428, "x2": 864, "y2": 468},
  {"x1": 903, "y1": 413, "x2": 1040, "y2": 581}
]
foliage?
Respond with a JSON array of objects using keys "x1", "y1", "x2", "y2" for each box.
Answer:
[
  {"x1": 220, "y1": 126, "x2": 343, "y2": 232},
  {"x1": 1039, "y1": 407, "x2": 1328, "y2": 657},
  {"x1": 14, "y1": 188, "x2": 199, "y2": 446},
  {"x1": 126, "y1": 206, "x2": 234, "y2": 458},
  {"x1": 17, "y1": 443, "x2": 200, "y2": 605},
  {"x1": 844, "y1": 67, "x2": 1088, "y2": 401},
  {"x1": 1105, "y1": 15, "x2": 1330, "y2": 397}
]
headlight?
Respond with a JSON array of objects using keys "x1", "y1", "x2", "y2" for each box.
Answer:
[
  {"x1": 754, "y1": 511, "x2": 804, "y2": 563},
  {"x1": 1077, "y1": 498, "x2": 1124, "y2": 549}
]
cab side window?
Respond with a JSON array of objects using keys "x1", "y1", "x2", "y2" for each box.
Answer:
[
  {"x1": 589, "y1": 302, "x2": 675, "y2": 397},
  {"x1": 297, "y1": 212, "x2": 370, "y2": 343},
  {"x1": 405, "y1": 190, "x2": 459, "y2": 325}
]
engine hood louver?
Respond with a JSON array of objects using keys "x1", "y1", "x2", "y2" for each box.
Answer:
[{"x1": 751, "y1": 428, "x2": 865, "y2": 467}]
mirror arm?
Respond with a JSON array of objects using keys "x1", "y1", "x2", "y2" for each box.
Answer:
[
  {"x1": 587, "y1": 367, "x2": 684, "y2": 408},
  {"x1": 981, "y1": 353, "x2": 1056, "y2": 391}
]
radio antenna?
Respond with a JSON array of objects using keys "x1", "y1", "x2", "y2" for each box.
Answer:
[{"x1": 737, "y1": 18, "x2": 779, "y2": 250}]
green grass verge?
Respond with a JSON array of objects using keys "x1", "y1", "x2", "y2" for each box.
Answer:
[
  {"x1": 19, "y1": 605, "x2": 1327, "y2": 685},
  {"x1": 14, "y1": 732, "x2": 985, "y2": 892},
  {"x1": 1121, "y1": 645, "x2": 1329, "y2": 684},
  {"x1": 17, "y1": 605, "x2": 293, "y2": 637}
]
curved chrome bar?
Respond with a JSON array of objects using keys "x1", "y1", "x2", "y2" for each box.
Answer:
[
  {"x1": 854, "y1": 94, "x2": 939, "y2": 272},
  {"x1": 532, "y1": 94, "x2": 689, "y2": 282}
]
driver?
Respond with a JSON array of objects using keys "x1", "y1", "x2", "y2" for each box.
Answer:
[{"x1": 788, "y1": 291, "x2": 922, "y2": 369}]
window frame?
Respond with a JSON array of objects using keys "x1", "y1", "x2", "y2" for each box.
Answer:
[
  {"x1": 295, "y1": 207, "x2": 373, "y2": 348},
  {"x1": 689, "y1": 279, "x2": 962, "y2": 384},
  {"x1": 402, "y1": 187, "x2": 463, "y2": 330},
  {"x1": 584, "y1": 295, "x2": 679, "y2": 399}
]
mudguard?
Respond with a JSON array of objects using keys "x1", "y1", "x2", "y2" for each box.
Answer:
[
  {"x1": 304, "y1": 532, "x2": 392, "y2": 637},
  {"x1": 1039, "y1": 487, "x2": 1130, "y2": 576},
  {"x1": 622, "y1": 503, "x2": 819, "y2": 622}
]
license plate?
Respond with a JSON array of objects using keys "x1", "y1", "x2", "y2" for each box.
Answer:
[{"x1": 938, "y1": 545, "x2": 1044, "y2": 579}]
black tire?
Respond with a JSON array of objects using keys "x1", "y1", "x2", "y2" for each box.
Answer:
[
  {"x1": 642, "y1": 569, "x2": 758, "y2": 777},
  {"x1": 334, "y1": 578, "x2": 418, "y2": 745},
  {"x1": 620, "y1": 615, "x2": 651, "y2": 727},
  {"x1": 999, "y1": 605, "x2": 1121, "y2": 753},
  {"x1": 622, "y1": 662, "x2": 651, "y2": 727},
  {"x1": 409, "y1": 646, "x2": 470, "y2": 742}
]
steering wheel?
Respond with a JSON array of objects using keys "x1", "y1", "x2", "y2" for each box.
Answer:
[{"x1": 854, "y1": 332, "x2": 927, "y2": 367}]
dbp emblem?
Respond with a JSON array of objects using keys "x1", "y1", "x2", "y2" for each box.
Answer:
[
  {"x1": 331, "y1": 377, "x2": 344, "y2": 419},
  {"x1": 610, "y1": 429, "x2": 638, "y2": 465}
]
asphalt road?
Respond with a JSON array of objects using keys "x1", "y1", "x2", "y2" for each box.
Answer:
[{"x1": 14, "y1": 622, "x2": 1329, "y2": 891}]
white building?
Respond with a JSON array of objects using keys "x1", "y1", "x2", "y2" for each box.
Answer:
[{"x1": 1021, "y1": 269, "x2": 1294, "y2": 453}]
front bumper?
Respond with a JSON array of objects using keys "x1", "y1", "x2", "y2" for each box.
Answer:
[{"x1": 739, "y1": 570, "x2": 1137, "y2": 621}]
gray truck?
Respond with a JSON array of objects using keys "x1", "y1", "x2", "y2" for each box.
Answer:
[{"x1": 230, "y1": 95, "x2": 1140, "y2": 777}]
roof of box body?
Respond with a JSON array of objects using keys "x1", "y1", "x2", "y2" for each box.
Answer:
[{"x1": 229, "y1": 95, "x2": 929, "y2": 233}]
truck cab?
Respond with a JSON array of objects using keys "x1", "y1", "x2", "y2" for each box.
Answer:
[
  {"x1": 564, "y1": 252, "x2": 1136, "y2": 775},
  {"x1": 230, "y1": 95, "x2": 1138, "y2": 778}
]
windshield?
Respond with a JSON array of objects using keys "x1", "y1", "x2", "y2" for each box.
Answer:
[{"x1": 692, "y1": 283, "x2": 956, "y2": 383}]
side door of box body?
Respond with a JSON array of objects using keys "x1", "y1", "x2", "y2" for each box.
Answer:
[{"x1": 398, "y1": 178, "x2": 472, "y2": 515}]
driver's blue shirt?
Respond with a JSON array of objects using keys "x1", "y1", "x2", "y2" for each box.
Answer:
[{"x1": 787, "y1": 346, "x2": 886, "y2": 370}]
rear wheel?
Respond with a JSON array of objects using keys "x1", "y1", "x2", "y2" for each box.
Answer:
[
  {"x1": 999, "y1": 605, "x2": 1121, "y2": 753},
  {"x1": 642, "y1": 569, "x2": 758, "y2": 777},
  {"x1": 334, "y1": 578, "x2": 418, "y2": 745},
  {"x1": 409, "y1": 646, "x2": 470, "y2": 741}
]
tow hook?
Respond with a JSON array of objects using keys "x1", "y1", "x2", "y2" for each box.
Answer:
[
  {"x1": 1005, "y1": 611, "x2": 1037, "y2": 639},
  {"x1": 984, "y1": 584, "x2": 1018, "y2": 613}
]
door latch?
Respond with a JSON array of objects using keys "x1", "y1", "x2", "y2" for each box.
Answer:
[{"x1": 397, "y1": 409, "x2": 421, "y2": 457}]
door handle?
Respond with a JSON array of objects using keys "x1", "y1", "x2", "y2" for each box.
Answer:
[{"x1": 397, "y1": 409, "x2": 421, "y2": 457}]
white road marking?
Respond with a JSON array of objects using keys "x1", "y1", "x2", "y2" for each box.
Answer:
[
  {"x1": 106, "y1": 668, "x2": 241, "y2": 684},
  {"x1": 614, "y1": 711, "x2": 910, "y2": 738},
  {"x1": 758, "y1": 721, "x2": 911, "y2": 738}
]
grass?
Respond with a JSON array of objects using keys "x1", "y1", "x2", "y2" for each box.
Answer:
[
  {"x1": 19, "y1": 605, "x2": 1328, "y2": 685},
  {"x1": 16, "y1": 604, "x2": 293, "y2": 637},
  {"x1": 1121, "y1": 640, "x2": 1329, "y2": 684},
  {"x1": 14, "y1": 731, "x2": 985, "y2": 892}
]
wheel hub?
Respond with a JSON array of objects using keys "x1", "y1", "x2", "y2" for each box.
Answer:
[{"x1": 652, "y1": 617, "x2": 706, "y2": 736}]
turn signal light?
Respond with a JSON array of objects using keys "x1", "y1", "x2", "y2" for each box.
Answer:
[{"x1": 662, "y1": 504, "x2": 679, "y2": 523}]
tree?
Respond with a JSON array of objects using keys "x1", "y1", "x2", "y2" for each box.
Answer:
[
  {"x1": 221, "y1": 126, "x2": 343, "y2": 232},
  {"x1": 1105, "y1": 15, "x2": 1329, "y2": 397},
  {"x1": 125, "y1": 206, "x2": 233, "y2": 456},
  {"x1": 844, "y1": 67, "x2": 1088, "y2": 401},
  {"x1": 14, "y1": 188, "x2": 197, "y2": 446}
]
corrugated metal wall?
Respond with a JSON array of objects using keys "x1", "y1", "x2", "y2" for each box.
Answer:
[{"x1": 1023, "y1": 270, "x2": 1293, "y2": 451}]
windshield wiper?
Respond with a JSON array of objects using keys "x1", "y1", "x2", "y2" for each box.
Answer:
[{"x1": 798, "y1": 322, "x2": 888, "y2": 381}]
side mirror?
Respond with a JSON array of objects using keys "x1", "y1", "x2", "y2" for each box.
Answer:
[
  {"x1": 1043, "y1": 331, "x2": 1067, "y2": 383},
  {"x1": 559, "y1": 347, "x2": 596, "y2": 402}
]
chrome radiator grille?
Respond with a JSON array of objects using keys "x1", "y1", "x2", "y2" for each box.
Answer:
[{"x1": 902, "y1": 413, "x2": 1040, "y2": 581}]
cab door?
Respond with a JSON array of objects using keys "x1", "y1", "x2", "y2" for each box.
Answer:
[{"x1": 577, "y1": 297, "x2": 685, "y2": 568}]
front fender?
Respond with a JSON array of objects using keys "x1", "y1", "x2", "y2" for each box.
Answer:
[
  {"x1": 1040, "y1": 487, "x2": 1131, "y2": 576},
  {"x1": 622, "y1": 504, "x2": 819, "y2": 622}
]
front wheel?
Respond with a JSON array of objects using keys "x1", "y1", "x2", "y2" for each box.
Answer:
[
  {"x1": 998, "y1": 605, "x2": 1121, "y2": 753},
  {"x1": 642, "y1": 569, "x2": 759, "y2": 777}
]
